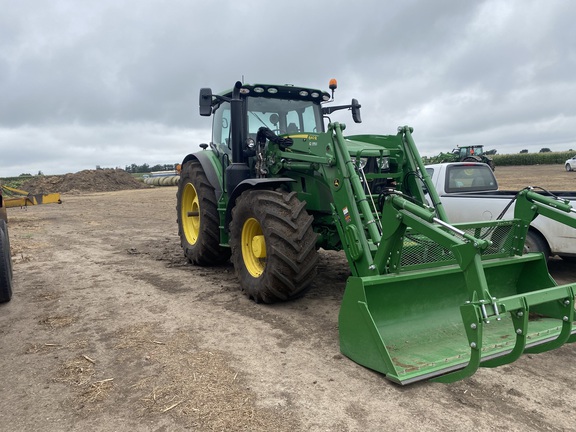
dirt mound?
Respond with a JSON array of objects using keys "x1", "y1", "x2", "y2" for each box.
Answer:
[{"x1": 20, "y1": 169, "x2": 150, "y2": 194}]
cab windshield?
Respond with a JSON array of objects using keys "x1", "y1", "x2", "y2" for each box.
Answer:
[{"x1": 246, "y1": 97, "x2": 324, "y2": 135}]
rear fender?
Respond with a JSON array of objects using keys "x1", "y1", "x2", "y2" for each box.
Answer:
[{"x1": 225, "y1": 178, "x2": 296, "y2": 229}]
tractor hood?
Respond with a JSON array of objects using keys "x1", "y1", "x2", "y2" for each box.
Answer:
[
  {"x1": 344, "y1": 134, "x2": 405, "y2": 158},
  {"x1": 344, "y1": 138, "x2": 390, "y2": 156}
]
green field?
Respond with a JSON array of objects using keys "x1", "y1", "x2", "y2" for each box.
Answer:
[{"x1": 492, "y1": 151, "x2": 574, "y2": 166}]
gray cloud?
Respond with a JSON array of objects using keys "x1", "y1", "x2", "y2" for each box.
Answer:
[{"x1": 1, "y1": 0, "x2": 574, "y2": 176}]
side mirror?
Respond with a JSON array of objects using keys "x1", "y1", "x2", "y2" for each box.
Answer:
[
  {"x1": 199, "y1": 88, "x2": 213, "y2": 116},
  {"x1": 351, "y1": 98, "x2": 362, "y2": 123}
]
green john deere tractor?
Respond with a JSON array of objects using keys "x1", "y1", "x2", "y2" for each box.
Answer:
[
  {"x1": 177, "y1": 80, "x2": 576, "y2": 385},
  {"x1": 429, "y1": 145, "x2": 495, "y2": 170}
]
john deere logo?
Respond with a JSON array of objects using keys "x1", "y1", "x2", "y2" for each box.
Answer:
[{"x1": 333, "y1": 179, "x2": 340, "y2": 188}]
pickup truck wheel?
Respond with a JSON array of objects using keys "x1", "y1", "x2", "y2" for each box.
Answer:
[
  {"x1": 566, "y1": 164, "x2": 572, "y2": 172},
  {"x1": 0, "y1": 223, "x2": 13, "y2": 303},
  {"x1": 230, "y1": 190, "x2": 318, "y2": 303},
  {"x1": 176, "y1": 159, "x2": 230, "y2": 265},
  {"x1": 524, "y1": 230, "x2": 550, "y2": 259}
]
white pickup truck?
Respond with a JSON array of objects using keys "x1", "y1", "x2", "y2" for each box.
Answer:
[{"x1": 425, "y1": 162, "x2": 576, "y2": 260}]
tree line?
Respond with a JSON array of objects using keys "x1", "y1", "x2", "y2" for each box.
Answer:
[{"x1": 124, "y1": 163, "x2": 177, "y2": 173}]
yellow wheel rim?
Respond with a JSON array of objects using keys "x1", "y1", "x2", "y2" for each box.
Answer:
[
  {"x1": 242, "y1": 218, "x2": 266, "y2": 277},
  {"x1": 181, "y1": 183, "x2": 200, "y2": 245}
]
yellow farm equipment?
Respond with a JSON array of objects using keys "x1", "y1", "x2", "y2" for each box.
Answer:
[{"x1": 1, "y1": 185, "x2": 62, "y2": 208}]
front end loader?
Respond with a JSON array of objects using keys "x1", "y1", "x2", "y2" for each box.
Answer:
[{"x1": 177, "y1": 80, "x2": 576, "y2": 384}]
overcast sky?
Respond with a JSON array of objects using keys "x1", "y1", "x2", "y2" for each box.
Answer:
[{"x1": 1, "y1": 0, "x2": 575, "y2": 176}]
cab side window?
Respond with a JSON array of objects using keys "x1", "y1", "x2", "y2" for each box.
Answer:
[{"x1": 212, "y1": 102, "x2": 231, "y2": 154}]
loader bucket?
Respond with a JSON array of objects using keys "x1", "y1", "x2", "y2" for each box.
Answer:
[{"x1": 339, "y1": 252, "x2": 576, "y2": 385}]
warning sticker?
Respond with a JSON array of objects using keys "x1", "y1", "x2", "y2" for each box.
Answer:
[{"x1": 343, "y1": 207, "x2": 351, "y2": 223}]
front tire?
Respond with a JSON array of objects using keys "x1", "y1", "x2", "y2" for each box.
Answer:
[
  {"x1": 566, "y1": 164, "x2": 572, "y2": 172},
  {"x1": 524, "y1": 230, "x2": 550, "y2": 259},
  {"x1": 230, "y1": 190, "x2": 318, "y2": 303},
  {"x1": 176, "y1": 159, "x2": 230, "y2": 265}
]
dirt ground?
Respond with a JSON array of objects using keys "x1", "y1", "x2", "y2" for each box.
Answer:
[{"x1": 1, "y1": 164, "x2": 575, "y2": 431}]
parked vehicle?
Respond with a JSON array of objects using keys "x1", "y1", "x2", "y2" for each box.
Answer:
[
  {"x1": 0, "y1": 182, "x2": 61, "y2": 303},
  {"x1": 565, "y1": 155, "x2": 576, "y2": 172},
  {"x1": 0, "y1": 187, "x2": 13, "y2": 303},
  {"x1": 425, "y1": 162, "x2": 576, "y2": 260}
]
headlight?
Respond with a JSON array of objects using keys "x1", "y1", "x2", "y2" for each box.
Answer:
[
  {"x1": 378, "y1": 157, "x2": 390, "y2": 171},
  {"x1": 357, "y1": 157, "x2": 368, "y2": 169}
]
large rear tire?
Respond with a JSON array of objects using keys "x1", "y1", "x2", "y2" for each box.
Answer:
[
  {"x1": 463, "y1": 157, "x2": 480, "y2": 163},
  {"x1": 0, "y1": 221, "x2": 13, "y2": 303},
  {"x1": 0, "y1": 220, "x2": 13, "y2": 280},
  {"x1": 176, "y1": 159, "x2": 230, "y2": 265},
  {"x1": 229, "y1": 190, "x2": 318, "y2": 303}
]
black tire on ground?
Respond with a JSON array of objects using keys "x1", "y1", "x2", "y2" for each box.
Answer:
[
  {"x1": 229, "y1": 190, "x2": 318, "y2": 303},
  {"x1": 0, "y1": 222, "x2": 13, "y2": 303},
  {"x1": 524, "y1": 230, "x2": 550, "y2": 258},
  {"x1": 566, "y1": 164, "x2": 572, "y2": 172},
  {"x1": 463, "y1": 157, "x2": 478, "y2": 163},
  {"x1": 0, "y1": 220, "x2": 12, "y2": 279},
  {"x1": 176, "y1": 159, "x2": 230, "y2": 265}
]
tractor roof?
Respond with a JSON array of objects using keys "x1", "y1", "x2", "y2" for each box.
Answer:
[{"x1": 219, "y1": 83, "x2": 331, "y2": 103}]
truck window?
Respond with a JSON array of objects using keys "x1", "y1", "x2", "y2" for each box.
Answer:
[{"x1": 445, "y1": 165, "x2": 497, "y2": 193}]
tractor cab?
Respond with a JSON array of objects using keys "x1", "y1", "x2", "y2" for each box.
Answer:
[
  {"x1": 203, "y1": 81, "x2": 361, "y2": 162},
  {"x1": 455, "y1": 145, "x2": 486, "y2": 159},
  {"x1": 207, "y1": 84, "x2": 326, "y2": 156}
]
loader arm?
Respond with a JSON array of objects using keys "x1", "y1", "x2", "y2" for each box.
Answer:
[
  {"x1": 514, "y1": 188, "x2": 576, "y2": 231},
  {"x1": 325, "y1": 124, "x2": 453, "y2": 279}
]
